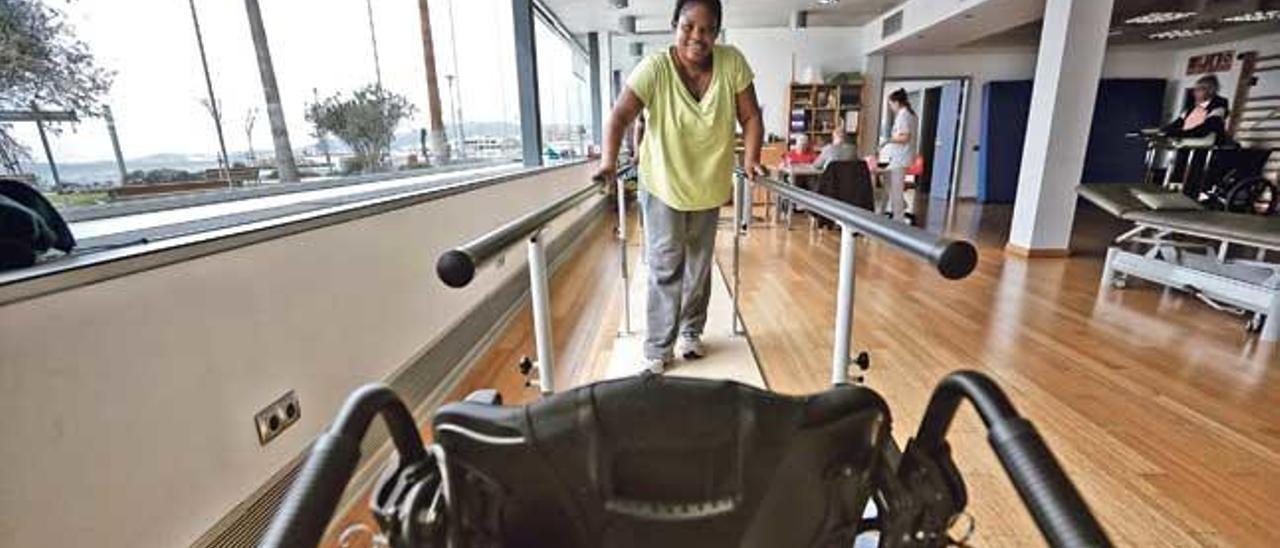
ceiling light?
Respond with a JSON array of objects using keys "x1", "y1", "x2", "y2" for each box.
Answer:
[
  {"x1": 1223, "y1": 10, "x2": 1280, "y2": 23},
  {"x1": 1148, "y1": 28, "x2": 1215, "y2": 40},
  {"x1": 607, "y1": 0, "x2": 627, "y2": 8},
  {"x1": 1125, "y1": 11, "x2": 1196, "y2": 25},
  {"x1": 816, "y1": 0, "x2": 839, "y2": 5}
]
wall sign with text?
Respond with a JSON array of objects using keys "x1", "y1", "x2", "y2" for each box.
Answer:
[{"x1": 1186, "y1": 51, "x2": 1234, "y2": 75}]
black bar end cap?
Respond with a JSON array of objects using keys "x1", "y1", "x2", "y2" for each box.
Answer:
[{"x1": 437, "y1": 250, "x2": 476, "y2": 288}]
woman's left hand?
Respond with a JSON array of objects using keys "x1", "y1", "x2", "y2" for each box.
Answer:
[{"x1": 743, "y1": 160, "x2": 762, "y2": 182}]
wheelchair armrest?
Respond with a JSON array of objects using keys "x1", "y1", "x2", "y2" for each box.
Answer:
[{"x1": 464, "y1": 389, "x2": 502, "y2": 405}]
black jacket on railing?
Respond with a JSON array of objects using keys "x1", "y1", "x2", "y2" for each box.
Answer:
[{"x1": 813, "y1": 160, "x2": 876, "y2": 212}]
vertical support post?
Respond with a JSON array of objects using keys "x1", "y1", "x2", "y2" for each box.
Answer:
[
  {"x1": 104, "y1": 105, "x2": 128, "y2": 186},
  {"x1": 616, "y1": 174, "x2": 631, "y2": 335},
  {"x1": 832, "y1": 224, "x2": 857, "y2": 385},
  {"x1": 588, "y1": 32, "x2": 603, "y2": 147},
  {"x1": 732, "y1": 174, "x2": 746, "y2": 335},
  {"x1": 528, "y1": 232, "x2": 555, "y2": 394},
  {"x1": 33, "y1": 118, "x2": 60, "y2": 189},
  {"x1": 512, "y1": 0, "x2": 543, "y2": 167}
]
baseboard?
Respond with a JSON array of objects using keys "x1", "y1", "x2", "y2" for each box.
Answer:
[
  {"x1": 193, "y1": 199, "x2": 606, "y2": 548},
  {"x1": 1005, "y1": 242, "x2": 1071, "y2": 258}
]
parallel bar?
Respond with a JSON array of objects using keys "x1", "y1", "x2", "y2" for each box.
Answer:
[
  {"x1": 511, "y1": 0, "x2": 543, "y2": 167},
  {"x1": 743, "y1": 172, "x2": 978, "y2": 280},
  {"x1": 437, "y1": 180, "x2": 601, "y2": 287}
]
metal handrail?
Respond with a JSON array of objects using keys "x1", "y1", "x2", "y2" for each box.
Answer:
[
  {"x1": 732, "y1": 170, "x2": 978, "y2": 385},
  {"x1": 436, "y1": 178, "x2": 606, "y2": 394},
  {"x1": 747, "y1": 172, "x2": 978, "y2": 280},
  {"x1": 436, "y1": 181, "x2": 604, "y2": 288}
]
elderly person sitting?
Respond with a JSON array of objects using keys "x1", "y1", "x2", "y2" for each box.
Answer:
[
  {"x1": 784, "y1": 134, "x2": 818, "y2": 165},
  {"x1": 813, "y1": 127, "x2": 857, "y2": 171}
]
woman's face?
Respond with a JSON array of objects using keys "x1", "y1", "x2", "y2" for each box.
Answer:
[
  {"x1": 674, "y1": 3, "x2": 718, "y2": 66},
  {"x1": 888, "y1": 100, "x2": 902, "y2": 113}
]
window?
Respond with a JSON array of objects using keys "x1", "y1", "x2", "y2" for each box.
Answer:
[
  {"x1": 534, "y1": 17, "x2": 592, "y2": 163},
  {"x1": 0, "y1": 0, "x2": 523, "y2": 254}
]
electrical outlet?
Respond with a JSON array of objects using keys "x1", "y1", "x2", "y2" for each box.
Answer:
[{"x1": 254, "y1": 390, "x2": 301, "y2": 446}]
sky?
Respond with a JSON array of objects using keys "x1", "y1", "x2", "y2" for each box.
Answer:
[{"x1": 10, "y1": 0, "x2": 590, "y2": 165}]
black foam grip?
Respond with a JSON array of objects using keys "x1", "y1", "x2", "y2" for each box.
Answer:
[
  {"x1": 436, "y1": 249, "x2": 477, "y2": 288},
  {"x1": 989, "y1": 418, "x2": 1111, "y2": 548},
  {"x1": 936, "y1": 241, "x2": 978, "y2": 280},
  {"x1": 258, "y1": 433, "x2": 362, "y2": 548}
]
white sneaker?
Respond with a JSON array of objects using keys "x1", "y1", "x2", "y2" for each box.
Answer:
[
  {"x1": 644, "y1": 357, "x2": 668, "y2": 374},
  {"x1": 677, "y1": 336, "x2": 705, "y2": 360}
]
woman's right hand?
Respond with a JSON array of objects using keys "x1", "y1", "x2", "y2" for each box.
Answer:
[{"x1": 592, "y1": 161, "x2": 617, "y2": 182}]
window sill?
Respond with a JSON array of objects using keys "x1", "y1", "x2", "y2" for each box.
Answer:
[{"x1": 0, "y1": 160, "x2": 588, "y2": 306}]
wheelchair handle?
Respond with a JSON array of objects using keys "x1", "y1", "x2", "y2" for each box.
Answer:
[
  {"x1": 913, "y1": 371, "x2": 1111, "y2": 548},
  {"x1": 259, "y1": 384, "x2": 427, "y2": 548}
]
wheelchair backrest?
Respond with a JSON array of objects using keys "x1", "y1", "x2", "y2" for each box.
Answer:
[{"x1": 431, "y1": 375, "x2": 891, "y2": 548}]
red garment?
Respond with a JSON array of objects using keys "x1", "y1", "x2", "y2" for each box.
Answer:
[{"x1": 785, "y1": 150, "x2": 818, "y2": 164}]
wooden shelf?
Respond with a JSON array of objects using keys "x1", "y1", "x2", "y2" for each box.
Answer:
[{"x1": 786, "y1": 80, "x2": 868, "y2": 151}]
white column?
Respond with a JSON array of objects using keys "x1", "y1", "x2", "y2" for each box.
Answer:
[{"x1": 1007, "y1": 0, "x2": 1114, "y2": 255}]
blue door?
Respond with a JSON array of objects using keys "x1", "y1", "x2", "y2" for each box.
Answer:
[
  {"x1": 977, "y1": 81, "x2": 1034, "y2": 204},
  {"x1": 930, "y1": 81, "x2": 963, "y2": 200}
]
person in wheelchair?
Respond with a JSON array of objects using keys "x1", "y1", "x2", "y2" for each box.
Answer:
[{"x1": 1159, "y1": 75, "x2": 1230, "y2": 146}]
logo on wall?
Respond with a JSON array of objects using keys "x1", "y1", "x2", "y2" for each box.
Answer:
[{"x1": 1186, "y1": 51, "x2": 1234, "y2": 75}]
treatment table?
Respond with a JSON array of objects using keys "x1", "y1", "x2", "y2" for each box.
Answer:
[{"x1": 1078, "y1": 183, "x2": 1280, "y2": 342}]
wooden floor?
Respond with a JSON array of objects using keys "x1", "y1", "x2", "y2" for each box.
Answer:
[{"x1": 325, "y1": 198, "x2": 1279, "y2": 547}]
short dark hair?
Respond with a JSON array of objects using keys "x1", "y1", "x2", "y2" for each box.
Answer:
[{"x1": 671, "y1": 0, "x2": 722, "y2": 31}]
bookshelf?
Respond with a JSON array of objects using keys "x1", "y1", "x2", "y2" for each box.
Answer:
[{"x1": 786, "y1": 82, "x2": 866, "y2": 149}]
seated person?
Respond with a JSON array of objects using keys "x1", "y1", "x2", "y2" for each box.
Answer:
[
  {"x1": 1160, "y1": 75, "x2": 1230, "y2": 145},
  {"x1": 784, "y1": 134, "x2": 818, "y2": 165},
  {"x1": 813, "y1": 128, "x2": 857, "y2": 171}
]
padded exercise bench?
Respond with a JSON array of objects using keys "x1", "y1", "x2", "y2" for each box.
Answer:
[{"x1": 1078, "y1": 183, "x2": 1280, "y2": 341}]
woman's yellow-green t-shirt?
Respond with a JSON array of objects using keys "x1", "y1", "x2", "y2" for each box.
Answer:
[{"x1": 628, "y1": 45, "x2": 753, "y2": 211}]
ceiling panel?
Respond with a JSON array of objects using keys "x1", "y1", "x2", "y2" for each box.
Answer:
[
  {"x1": 963, "y1": 0, "x2": 1280, "y2": 49},
  {"x1": 544, "y1": 0, "x2": 905, "y2": 34}
]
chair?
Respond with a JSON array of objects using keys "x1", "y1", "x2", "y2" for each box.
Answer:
[{"x1": 808, "y1": 160, "x2": 875, "y2": 230}]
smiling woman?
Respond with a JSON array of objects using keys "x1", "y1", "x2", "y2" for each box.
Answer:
[{"x1": 597, "y1": 0, "x2": 763, "y2": 373}]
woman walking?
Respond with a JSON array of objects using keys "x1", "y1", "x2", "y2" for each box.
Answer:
[{"x1": 595, "y1": 0, "x2": 763, "y2": 373}]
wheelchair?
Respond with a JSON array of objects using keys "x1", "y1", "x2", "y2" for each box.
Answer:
[{"x1": 260, "y1": 371, "x2": 1110, "y2": 547}]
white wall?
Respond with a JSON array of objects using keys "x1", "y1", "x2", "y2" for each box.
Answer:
[
  {"x1": 883, "y1": 47, "x2": 1177, "y2": 197},
  {"x1": 1168, "y1": 33, "x2": 1280, "y2": 116},
  {"x1": 728, "y1": 27, "x2": 866, "y2": 139},
  {"x1": 0, "y1": 164, "x2": 601, "y2": 548}
]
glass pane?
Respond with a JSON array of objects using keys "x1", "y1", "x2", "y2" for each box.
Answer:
[
  {"x1": 535, "y1": 18, "x2": 590, "y2": 163},
  {"x1": 0, "y1": 0, "x2": 523, "y2": 252}
]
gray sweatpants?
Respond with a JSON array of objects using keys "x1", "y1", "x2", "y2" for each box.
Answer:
[{"x1": 640, "y1": 191, "x2": 719, "y2": 360}]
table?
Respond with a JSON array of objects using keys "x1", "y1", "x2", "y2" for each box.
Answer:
[{"x1": 777, "y1": 163, "x2": 823, "y2": 229}]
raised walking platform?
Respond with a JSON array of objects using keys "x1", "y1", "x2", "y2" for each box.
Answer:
[{"x1": 602, "y1": 243, "x2": 765, "y2": 388}]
